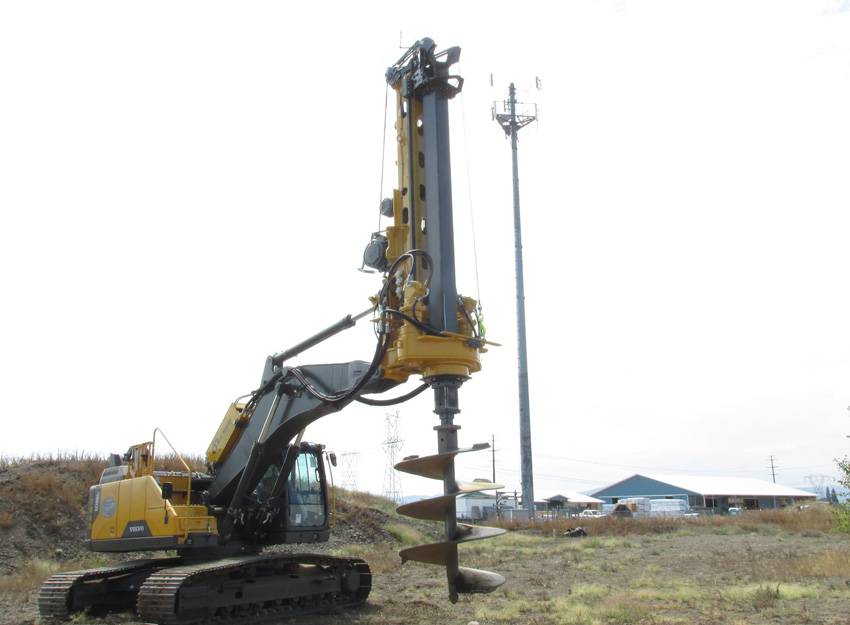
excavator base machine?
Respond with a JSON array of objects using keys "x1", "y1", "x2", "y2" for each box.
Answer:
[{"x1": 39, "y1": 36, "x2": 505, "y2": 624}]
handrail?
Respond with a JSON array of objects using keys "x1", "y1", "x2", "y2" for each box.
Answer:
[
  {"x1": 151, "y1": 428, "x2": 193, "y2": 543},
  {"x1": 325, "y1": 451, "x2": 335, "y2": 529}
]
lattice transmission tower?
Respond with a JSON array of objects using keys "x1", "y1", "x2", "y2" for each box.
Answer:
[
  {"x1": 338, "y1": 451, "x2": 360, "y2": 492},
  {"x1": 806, "y1": 474, "x2": 828, "y2": 499},
  {"x1": 382, "y1": 411, "x2": 404, "y2": 503}
]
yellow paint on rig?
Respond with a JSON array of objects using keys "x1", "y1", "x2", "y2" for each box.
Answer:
[
  {"x1": 381, "y1": 285, "x2": 484, "y2": 382},
  {"x1": 384, "y1": 189, "x2": 409, "y2": 263},
  {"x1": 206, "y1": 402, "x2": 250, "y2": 466},
  {"x1": 125, "y1": 442, "x2": 154, "y2": 478},
  {"x1": 389, "y1": 94, "x2": 428, "y2": 263},
  {"x1": 375, "y1": 63, "x2": 490, "y2": 385},
  {"x1": 90, "y1": 475, "x2": 216, "y2": 546}
]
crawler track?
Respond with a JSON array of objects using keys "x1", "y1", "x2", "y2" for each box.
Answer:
[
  {"x1": 38, "y1": 557, "x2": 182, "y2": 618},
  {"x1": 137, "y1": 553, "x2": 372, "y2": 625},
  {"x1": 39, "y1": 553, "x2": 371, "y2": 624}
]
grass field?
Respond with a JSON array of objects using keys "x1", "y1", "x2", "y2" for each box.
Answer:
[
  {"x1": 3, "y1": 505, "x2": 849, "y2": 624},
  {"x1": 2, "y1": 456, "x2": 848, "y2": 624}
]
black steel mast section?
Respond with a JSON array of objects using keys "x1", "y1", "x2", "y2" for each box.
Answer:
[{"x1": 386, "y1": 37, "x2": 463, "y2": 100}]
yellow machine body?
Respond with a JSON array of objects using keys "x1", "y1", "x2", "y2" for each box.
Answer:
[
  {"x1": 88, "y1": 440, "x2": 217, "y2": 552},
  {"x1": 89, "y1": 474, "x2": 216, "y2": 551},
  {"x1": 206, "y1": 402, "x2": 251, "y2": 467}
]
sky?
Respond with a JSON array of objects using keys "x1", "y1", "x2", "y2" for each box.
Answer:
[{"x1": 2, "y1": 1, "x2": 849, "y2": 502}]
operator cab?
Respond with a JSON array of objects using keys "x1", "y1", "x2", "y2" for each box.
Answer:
[{"x1": 248, "y1": 442, "x2": 334, "y2": 545}]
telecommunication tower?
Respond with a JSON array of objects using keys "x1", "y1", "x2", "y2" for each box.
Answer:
[
  {"x1": 493, "y1": 81, "x2": 538, "y2": 515},
  {"x1": 382, "y1": 411, "x2": 404, "y2": 503}
]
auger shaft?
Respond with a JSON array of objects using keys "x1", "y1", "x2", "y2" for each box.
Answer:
[{"x1": 432, "y1": 377, "x2": 463, "y2": 602}]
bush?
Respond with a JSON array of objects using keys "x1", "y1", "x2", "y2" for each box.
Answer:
[
  {"x1": 834, "y1": 456, "x2": 850, "y2": 533},
  {"x1": 490, "y1": 506, "x2": 835, "y2": 537}
]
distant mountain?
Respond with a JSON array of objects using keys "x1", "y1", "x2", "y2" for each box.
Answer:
[{"x1": 399, "y1": 494, "x2": 434, "y2": 504}]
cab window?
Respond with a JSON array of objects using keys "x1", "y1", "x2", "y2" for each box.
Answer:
[{"x1": 288, "y1": 452, "x2": 325, "y2": 527}]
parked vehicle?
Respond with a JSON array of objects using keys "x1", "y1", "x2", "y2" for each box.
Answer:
[{"x1": 611, "y1": 504, "x2": 633, "y2": 518}]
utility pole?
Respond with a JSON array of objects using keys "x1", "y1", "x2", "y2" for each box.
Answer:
[
  {"x1": 494, "y1": 83, "x2": 538, "y2": 516},
  {"x1": 491, "y1": 434, "x2": 497, "y2": 484},
  {"x1": 767, "y1": 455, "x2": 778, "y2": 483}
]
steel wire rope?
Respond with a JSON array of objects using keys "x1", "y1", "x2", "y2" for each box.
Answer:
[
  {"x1": 377, "y1": 82, "x2": 390, "y2": 233},
  {"x1": 234, "y1": 92, "x2": 453, "y2": 420},
  {"x1": 458, "y1": 91, "x2": 484, "y2": 328},
  {"x1": 249, "y1": 91, "x2": 426, "y2": 408}
]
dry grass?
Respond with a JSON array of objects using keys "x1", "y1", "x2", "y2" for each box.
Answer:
[
  {"x1": 497, "y1": 504, "x2": 837, "y2": 538},
  {"x1": 450, "y1": 506, "x2": 850, "y2": 625},
  {"x1": 464, "y1": 524, "x2": 850, "y2": 625},
  {"x1": 154, "y1": 453, "x2": 209, "y2": 473},
  {"x1": 0, "y1": 450, "x2": 104, "y2": 469},
  {"x1": 385, "y1": 523, "x2": 425, "y2": 547},
  {"x1": 0, "y1": 555, "x2": 110, "y2": 598},
  {"x1": 332, "y1": 544, "x2": 402, "y2": 574},
  {"x1": 0, "y1": 452, "x2": 106, "y2": 526},
  {"x1": 0, "y1": 560, "x2": 64, "y2": 596},
  {"x1": 788, "y1": 546, "x2": 850, "y2": 578},
  {"x1": 0, "y1": 451, "x2": 206, "y2": 533},
  {"x1": 336, "y1": 489, "x2": 399, "y2": 516}
]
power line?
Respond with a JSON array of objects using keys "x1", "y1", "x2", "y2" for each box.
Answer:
[{"x1": 501, "y1": 447, "x2": 834, "y2": 476}]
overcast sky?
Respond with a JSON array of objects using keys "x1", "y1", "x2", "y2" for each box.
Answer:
[{"x1": 2, "y1": 1, "x2": 848, "y2": 501}]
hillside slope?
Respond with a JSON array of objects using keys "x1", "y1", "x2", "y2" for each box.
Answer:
[
  {"x1": 0, "y1": 455, "x2": 439, "y2": 624},
  {"x1": 0, "y1": 455, "x2": 104, "y2": 573}
]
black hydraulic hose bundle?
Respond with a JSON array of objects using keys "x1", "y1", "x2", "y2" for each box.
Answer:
[
  {"x1": 355, "y1": 381, "x2": 429, "y2": 406},
  {"x1": 286, "y1": 329, "x2": 390, "y2": 404},
  {"x1": 239, "y1": 249, "x2": 440, "y2": 413}
]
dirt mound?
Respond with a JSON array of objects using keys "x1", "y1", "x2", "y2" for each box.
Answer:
[
  {"x1": 0, "y1": 457, "x2": 428, "y2": 577},
  {"x1": 0, "y1": 456, "x2": 106, "y2": 574}
]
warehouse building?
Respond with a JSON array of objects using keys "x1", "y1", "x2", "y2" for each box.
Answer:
[{"x1": 591, "y1": 474, "x2": 815, "y2": 514}]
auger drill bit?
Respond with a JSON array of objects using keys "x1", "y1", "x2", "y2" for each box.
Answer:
[{"x1": 395, "y1": 378, "x2": 505, "y2": 602}]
